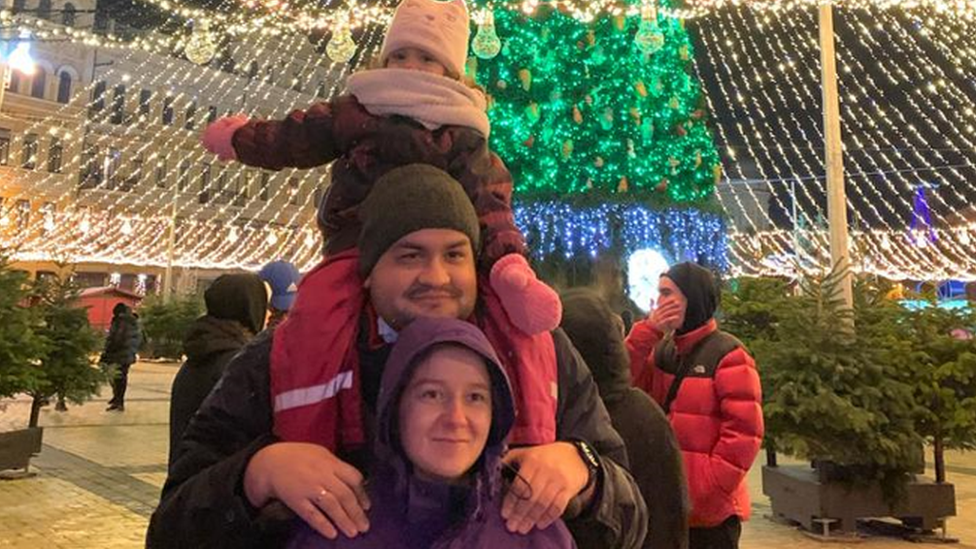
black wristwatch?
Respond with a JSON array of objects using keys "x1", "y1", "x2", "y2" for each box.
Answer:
[{"x1": 570, "y1": 439, "x2": 601, "y2": 494}]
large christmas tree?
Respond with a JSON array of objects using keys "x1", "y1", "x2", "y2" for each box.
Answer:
[{"x1": 468, "y1": 1, "x2": 727, "y2": 281}]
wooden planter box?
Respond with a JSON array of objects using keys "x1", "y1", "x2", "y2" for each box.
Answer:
[
  {"x1": 0, "y1": 427, "x2": 43, "y2": 473},
  {"x1": 763, "y1": 464, "x2": 956, "y2": 533}
]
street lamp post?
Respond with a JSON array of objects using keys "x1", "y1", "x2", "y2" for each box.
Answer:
[
  {"x1": 162, "y1": 184, "x2": 178, "y2": 301},
  {"x1": 818, "y1": 2, "x2": 854, "y2": 310}
]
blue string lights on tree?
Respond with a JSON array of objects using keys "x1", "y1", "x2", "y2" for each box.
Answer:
[{"x1": 513, "y1": 199, "x2": 728, "y2": 270}]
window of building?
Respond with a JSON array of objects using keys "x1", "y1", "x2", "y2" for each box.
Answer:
[
  {"x1": 16, "y1": 199, "x2": 29, "y2": 230},
  {"x1": 162, "y1": 95, "x2": 174, "y2": 125},
  {"x1": 47, "y1": 137, "x2": 62, "y2": 173},
  {"x1": 12, "y1": 0, "x2": 26, "y2": 12},
  {"x1": 62, "y1": 3, "x2": 77, "y2": 26},
  {"x1": 123, "y1": 153, "x2": 143, "y2": 192},
  {"x1": 111, "y1": 84, "x2": 126, "y2": 124},
  {"x1": 90, "y1": 80, "x2": 106, "y2": 116},
  {"x1": 30, "y1": 70, "x2": 46, "y2": 99},
  {"x1": 198, "y1": 163, "x2": 211, "y2": 203},
  {"x1": 178, "y1": 161, "x2": 191, "y2": 191},
  {"x1": 155, "y1": 159, "x2": 168, "y2": 188},
  {"x1": 247, "y1": 61, "x2": 259, "y2": 80},
  {"x1": 21, "y1": 133, "x2": 38, "y2": 169},
  {"x1": 139, "y1": 89, "x2": 152, "y2": 116},
  {"x1": 7, "y1": 71, "x2": 21, "y2": 94},
  {"x1": 235, "y1": 171, "x2": 251, "y2": 207},
  {"x1": 207, "y1": 105, "x2": 218, "y2": 124},
  {"x1": 316, "y1": 81, "x2": 327, "y2": 98},
  {"x1": 37, "y1": 0, "x2": 52, "y2": 20},
  {"x1": 72, "y1": 271, "x2": 106, "y2": 288},
  {"x1": 260, "y1": 172, "x2": 271, "y2": 201},
  {"x1": 39, "y1": 202, "x2": 55, "y2": 233},
  {"x1": 78, "y1": 141, "x2": 101, "y2": 189},
  {"x1": 56, "y1": 71, "x2": 72, "y2": 103},
  {"x1": 288, "y1": 177, "x2": 301, "y2": 205},
  {"x1": 105, "y1": 148, "x2": 122, "y2": 190},
  {"x1": 0, "y1": 128, "x2": 10, "y2": 165},
  {"x1": 184, "y1": 100, "x2": 197, "y2": 130},
  {"x1": 214, "y1": 168, "x2": 229, "y2": 204}
]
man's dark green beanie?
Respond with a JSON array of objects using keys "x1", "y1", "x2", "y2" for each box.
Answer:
[{"x1": 358, "y1": 164, "x2": 481, "y2": 278}]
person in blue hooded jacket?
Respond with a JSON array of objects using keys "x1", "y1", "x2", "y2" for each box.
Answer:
[{"x1": 286, "y1": 316, "x2": 576, "y2": 549}]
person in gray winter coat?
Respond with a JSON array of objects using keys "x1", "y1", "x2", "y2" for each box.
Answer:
[
  {"x1": 168, "y1": 273, "x2": 269, "y2": 467},
  {"x1": 102, "y1": 303, "x2": 143, "y2": 412},
  {"x1": 561, "y1": 289, "x2": 689, "y2": 549}
]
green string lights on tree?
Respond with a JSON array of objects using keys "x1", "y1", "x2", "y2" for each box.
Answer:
[{"x1": 470, "y1": 1, "x2": 723, "y2": 205}]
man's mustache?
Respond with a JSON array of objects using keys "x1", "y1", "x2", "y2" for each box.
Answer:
[{"x1": 406, "y1": 284, "x2": 463, "y2": 299}]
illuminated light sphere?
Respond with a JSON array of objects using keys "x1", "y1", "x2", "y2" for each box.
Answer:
[
  {"x1": 185, "y1": 21, "x2": 217, "y2": 65},
  {"x1": 326, "y1": 24, "x2": 357, "y2": 64},
  {"x1": 627, "y1": 247, "x2": 671, "y2": 313},
  {"x1": 473, "y1": 10, "x2": 502, "y2": 60}
]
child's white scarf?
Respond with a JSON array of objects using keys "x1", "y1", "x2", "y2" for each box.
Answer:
[{"x1": 345, "y1": 69, "x2": 490, "y2": 138}]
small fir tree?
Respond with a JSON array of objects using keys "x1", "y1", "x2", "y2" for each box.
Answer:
[
  {"x1": 26, "y1": 271, "x2": 103, "y2": 427},
  {"x1": 139, "y1": 293, "x2": 203, "y2": 360},
  {"x1": 0, "y1": 253, "x2": 47, "y2": 411}
]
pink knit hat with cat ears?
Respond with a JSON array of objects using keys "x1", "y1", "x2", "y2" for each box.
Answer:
[{"x1": 379, "y1": 0, "x2": 471, "y2": 79}]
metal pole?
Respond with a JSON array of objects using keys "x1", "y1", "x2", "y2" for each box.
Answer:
[
  {"x1": 819, "y1": 2, "x2": 853, "y2": 310},
  {"x1": 162, "y1": 184, "x2": 177, "y2": 301},
  {"x1": 792, "y1": 178, "x2": 800, "y2": 267}
]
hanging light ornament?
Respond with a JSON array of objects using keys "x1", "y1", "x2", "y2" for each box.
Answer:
[
  {"x1": 326, "y1": 22, "x2": 357, "y2": 64},
  {"x1": 472, "y1": 9, "x2": 502, "y2": 60},
  {"x1": 184, "y1": 20, "x2": 217, "y2": 66},
  {"x1": 634, "y1": 0, "x2": 665, "y2": 55}
]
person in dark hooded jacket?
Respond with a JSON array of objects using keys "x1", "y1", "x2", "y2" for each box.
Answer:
[
  {"x1": 169, "y1": 273, "x2": 269, "y2": 466},
  {"x1": 626, "y1": 263, "x2": 762, "y2": 549},
  {"x1": 560, "y1": 289, "x2": 689, "y2": 549},
  {"x1": 286, "y1": 316, "x2": 575, "y2": 549},
  {"x1": 102, "y1": 303, "x2": 143, "y2": 412}
]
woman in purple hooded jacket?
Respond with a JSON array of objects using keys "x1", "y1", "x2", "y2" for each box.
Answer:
[{"x1": 286, "y1": 317, "x2": 575, "y2": 549}]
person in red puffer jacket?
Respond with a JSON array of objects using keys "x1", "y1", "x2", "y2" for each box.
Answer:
[{"x1": 626, "y1": 262, "x2": 763, "y2": 549}]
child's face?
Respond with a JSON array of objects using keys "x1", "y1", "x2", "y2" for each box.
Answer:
[
  {"x1": 398, "y1": 344, "x2": 492, "y2": 483},
  {"x1": 386, "y1": 47, "x2": 448, "y2": 77}
]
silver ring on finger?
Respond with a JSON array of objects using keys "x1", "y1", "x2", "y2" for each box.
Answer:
[{"x1": 316, "y1": 488, "x2": 328, "y2": 502}]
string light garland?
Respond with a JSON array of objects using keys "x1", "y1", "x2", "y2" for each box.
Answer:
[{"x1": 2, "y1": 0, "x2": 976, "y2": 282}]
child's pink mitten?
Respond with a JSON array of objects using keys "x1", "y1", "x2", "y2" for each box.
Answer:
[
  {"x1": 202, "y1": 115, "x2": 249, "y2": 161},
  {"x1": 490, "y1": 253, "x2": 563, "y2": 335}
]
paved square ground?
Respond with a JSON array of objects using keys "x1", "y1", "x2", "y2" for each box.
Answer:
[{"x1": 1, "y1": 361, "x2": 974, "y2": 548}]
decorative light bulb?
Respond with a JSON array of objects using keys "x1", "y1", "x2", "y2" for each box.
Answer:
[
  {"x1": 634, "y1": 1, "x2": 665, "y2": 55},
  {"x1": 473, "y1": 10, "x2": 502, "y2": 60},
  {"x1": 326, "y1": 24, "x2": 356, "y2": 63},
  {"x1": 185, "y1": 20, "x2": 217, "y2": 65}
]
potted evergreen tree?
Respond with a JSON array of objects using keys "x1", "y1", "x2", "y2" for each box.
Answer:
[
  {"x1": 0, "y1": 253, "x2": 47, "y2": 473},
  {"x1": 725, "y1": 269, "x2": 956, "y2": 534}
]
